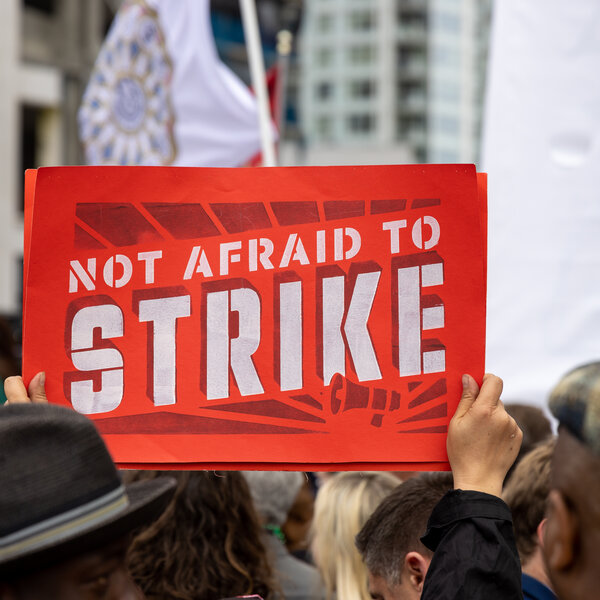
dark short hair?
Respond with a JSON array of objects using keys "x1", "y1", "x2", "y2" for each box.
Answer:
[
  {"x1": 355, "y1": 472, "x2": 453, "y2": 586},
  {"x1": 502, "y1": 438, "x2": 555, "y2": 562}
]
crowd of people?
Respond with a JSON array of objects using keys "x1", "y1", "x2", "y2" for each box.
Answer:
[{"x1": 0, "y1": 362, "x2": 598, "y2": 599}]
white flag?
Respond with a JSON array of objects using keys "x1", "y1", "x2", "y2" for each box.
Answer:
[
  {"x1": 482, "y1": 1, "x2": 600, "y2": 408},
  {"x1": 79, "y1": 0, "x2": 267, "y2": 167}
]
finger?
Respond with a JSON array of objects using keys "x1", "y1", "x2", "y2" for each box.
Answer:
[
  {"x1": 483, "y1": 372, "x2": 504, "y2": 391},
  {"x1": 4, "y1": 376, "x2": 30, "y2": 404},
  {"x1": 27, "y1": 372, "x2": 47, "y2": 404},
  {"x1": 475, "y1": 373, "x2": 504, "y2": 409},
  {"x1": 453, "y1": 373, "x2": 481, "y2": 418}
]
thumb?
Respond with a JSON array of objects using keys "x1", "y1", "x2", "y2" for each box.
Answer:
[
  {"x1": 4, "y1": 376, "x2": 28, "y2": 404},
  {"x1": 453, "y1": 374, "x2": 480, "y2": 418},
  {"x1": 27, "y1": 372, "x2": 48, "y2": 404}
]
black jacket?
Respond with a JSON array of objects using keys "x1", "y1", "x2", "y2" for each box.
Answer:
[{"x1": 420, "y1": 490, "x2": 524, "y2": 600}]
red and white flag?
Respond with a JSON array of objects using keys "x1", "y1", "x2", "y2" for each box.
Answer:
[{"x1": 79, "y1": 0, "x2": 269, "y2": 167}]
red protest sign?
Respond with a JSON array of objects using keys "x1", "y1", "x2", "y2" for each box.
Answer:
[{"x1": 23, "y1": 165, "x2": 486, "y2": 470}]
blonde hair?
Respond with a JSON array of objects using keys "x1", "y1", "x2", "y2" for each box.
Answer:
[{"x1": 310, "y1": 472, "x2": 399, "y2": 600}]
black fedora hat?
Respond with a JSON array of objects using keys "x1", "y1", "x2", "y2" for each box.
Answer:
[{"x1": 0, "y1": 403, "x2": 176, "y2": 578}]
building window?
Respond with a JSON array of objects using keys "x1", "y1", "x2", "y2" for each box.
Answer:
[
  {"x1": 23, "y1": 0, "x2": 56, "y2": 13},
  {"x1": 398, "y1": 11, "x2": 428, "y2": 30},
  {"x1": 398, "y1": 47, "x2": 427, "y2": 69},
  {"x1": 20, "y1": 104, "x2": 59, "y2": 212},
  {"x1": 20, "y1": 105, "x2": 42, "y2": 212},
  {"x1": 316, "y1": 115, "x2": 334, "y2": 140},
  {"x1": 316, "y1": 82, "x2": 333, "y2": 100},
  {"x1": 317, "y1": 13, "x2": 333, "y2": 32},
  {"x1": 432, "y1": 11, "x2": 461, "y2": 34},
  {"x1": 432, "y1": 83, "x2": 460, "y2": 103},
  {"x1": 399, "y1": 81, "x2": 426, "y2": 98},
  {"x1": 434, "y1": 150, "x2": 459, "y2": 163},
  {"x1": 349, "y1": 11, "x2": 375, "y2": 31},
  {"x1": 415, "y1": 147, "x2": 427, "y2": 163},
  {"x1": 15, "y1": 257, "x2": 24, "y2": 329},
  {"x1": 431, "y1": 45, "x2": 460, "y2": 68},
  {"x1": 347, "y1": 113, "x2": 375, "y2": 134},
  {"x1": 102, "y1": 4, "x2": 117, "y2": 36},
  {"x1": 315, "y1": 47, "x2": 333, "y2": 67},
  {"x1": 397, "y1": 115, "x2": 426, "y2": 137},
  {"x1": 434, "y1": 115, "x2": 459, "y2": 134},
  {"x1": 349, "y1": 80, "x2": 375, "y2": 99},
  {"x1": 348, "y1": 45, "x2": 375, "y2": 64}
]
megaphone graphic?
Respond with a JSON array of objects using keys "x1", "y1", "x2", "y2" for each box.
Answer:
[{"x1": 328, "y1": 373, "x2": 400, "y2": 427}]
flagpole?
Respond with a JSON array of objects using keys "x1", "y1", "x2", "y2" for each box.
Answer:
[
  {"x1": 239, "y1": 0, "x2": 277, "y2": 167},
  {"x1": 275, "y1": 30, "x2": 292, "y2": 142}
]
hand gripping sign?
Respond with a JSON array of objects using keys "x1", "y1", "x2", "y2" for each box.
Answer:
[{"x1": 23, "y1": 165, "x2": 487, "y2": 469}]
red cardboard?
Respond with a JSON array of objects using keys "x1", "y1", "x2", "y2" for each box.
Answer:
[{"x1": 22, "y1": 165, "x2": 486, "y2": 469}]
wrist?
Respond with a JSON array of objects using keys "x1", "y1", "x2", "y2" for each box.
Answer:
[{"x1": 452, "y1": 478, "x2": 503, "y2": 498}]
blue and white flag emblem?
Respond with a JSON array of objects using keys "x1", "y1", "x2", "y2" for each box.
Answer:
[
  {"x1": 79, "y1": 1, "x2": 176, "y2": 166},
  {"x1": 79, "y1": 0, "x2": 268, "y2": 168}
]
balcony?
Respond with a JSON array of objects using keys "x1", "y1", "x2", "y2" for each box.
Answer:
[
  {"x1": 397, "y1": 58, "x2": 427, "y2": 80},
  {"x1": 396, "y1": 25, "x2": 427, "y2": 46},
  {"x1": 397, "y1": 0, "x2": 429, "y2": 16},
  {"x1": 406, "y1": 127, "x2": 427, "y2": 147},
  {"x1": 397, "y1": 114, "x2": 427, "y2": 148},
  {"x1": 401, "y1": 92, "x2": 427, "y2": 113}
]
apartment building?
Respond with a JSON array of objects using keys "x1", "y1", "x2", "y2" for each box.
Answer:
[
  {"x1": 299, "y1": 0, "x2": 491, "y2": 164},
  {"x1": 0, "y1": 0, "x2": 115, "y2": 323}
]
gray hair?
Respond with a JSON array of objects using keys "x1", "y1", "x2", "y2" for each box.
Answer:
[{"x1": 242, "y1": 471, "x2": 304, "y2": 526}]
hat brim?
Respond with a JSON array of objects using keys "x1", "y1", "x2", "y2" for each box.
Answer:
[{"x1": 0, "y1": 476, "x2": 176, "y2": 580}]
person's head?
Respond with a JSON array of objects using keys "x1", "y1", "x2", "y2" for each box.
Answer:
[
  {"x1": 502, "y1": 437, "x2": 555, "y2": 586},
  {"x1": 545, "y1": 362, "x2": 600, "y2": 599},
  {"x1": 125, "y1": 470, "x2": 276, "y2": 600},
  {"x1": 355, "y1": 472, "x2": 453, "y2": 600},
  {"x1": 0, "y1": 403, "x2": 175, "y2": 599},
  {"x1": 310, "y1": 471, "x2": 398, "y2": 600},
  {"x1": 242, "y1": 471, "x2": 305, "y2": 526},
  {"x1": 282, "y1": 476, "x2": 316, "y2": 556},
  {"x1": 504, "y1": 403, "x2": 552, "y2": 482}
]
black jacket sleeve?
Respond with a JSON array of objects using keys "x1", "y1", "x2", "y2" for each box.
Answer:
[{"x1": 420, "y1": 490, "x2": 523, "y2": 600}]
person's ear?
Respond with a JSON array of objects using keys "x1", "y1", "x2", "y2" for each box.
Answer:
[
  {"x1": 544, "y1": 490, "x2": 577, "y2": 570},
  {"x1": 537, "y1": 517, "x2": 547, "y2": 548},
  {"x1": 404, "y1": 551, "x2": 430, "y2": 593}
]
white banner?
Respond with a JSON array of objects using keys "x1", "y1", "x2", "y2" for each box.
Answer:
[{"x1": 482, "y1": 1, "x2": 600, "y2": 408}]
